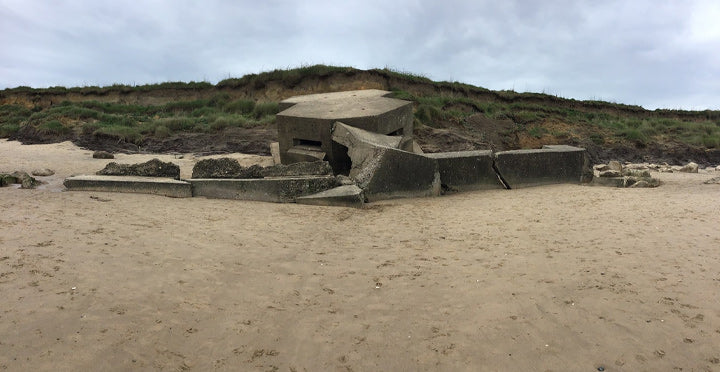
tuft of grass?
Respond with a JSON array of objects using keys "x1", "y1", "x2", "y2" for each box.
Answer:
[
  {"x1": 0, "y1": 123, "x2": 20, "y2": 136},
  {"x1": 154, "y1": 125, "x2": 171, "y2": 138},
  {"x1": 217, "y1": 64, "x2": 355, "y2": 89},
  {"x1": 38, "y1": 120, "x2": 71, "y2": 135},
  {"x1": 223, "y1": 99, "x2": 255, "y2": 114},
  {"x1": 252, "y1": 102, "x2": 279, "y2": 119},
  {"x1": 93, "y1": 125, "x2": 143, "y2": 144},
  {"x1": 151, "y1": 117, "x2": 194, "y2": 131}
]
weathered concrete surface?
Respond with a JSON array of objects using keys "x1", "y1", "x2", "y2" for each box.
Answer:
[
  {"x1": 332, "y1": 122, "x2": 440, "y2": 201},
  {"x1": 260, "y1": 161, "x2": 333, "y2": 178},
  {"x1": 277, "y1": 89, "x2": 413, "y2": 174},
  {"x1": 189, "y1": 176, "x2": 337, "y2": 203},
  {"x1": 425, "y1": 150, "x2": 503, "y2": 191},
  {"x1": 278, "y1": 89, "x2": 391, "y2": 111},
  {"x1": 285, "y1": 146, "x2": 326, "y2": 163},
  {"x1": 63, "y1": 175, "x2": 192, "y2": 198},
  {"x1": 296, "y1": 185, "x2": 365, "y2": 208},
  {"x1": 494, "y1": 145, "x2": 589, "y2": 188},
  {"x1": 269, "y1": 142, "x2": 281, "y2": 165}
]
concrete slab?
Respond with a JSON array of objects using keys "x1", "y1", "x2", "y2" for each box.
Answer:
[
  {"x1": 285, "y1": 146, "x2": 326, "y2": 163},
  {"x1": 425, "y1": 150, "x2": 504, "y2": 191},
  {"x1": 278, "y1": 89, "x2": 391, "y2": 110},
  {"x1": 494, "y1": 145, "x2": 589, "y2": 188},
  {"x1": 332, "y1": 122, "x2": 440, "y2": 201},
  {"x1": 276, "y1": 90, "x2": 413, "y2": 174},
  {"x1": 63, "y1": 175, "x2": 192, "y2": 198},
  {"x1": 189, "y1": 176, "x2": 337, "y2": 203},
  {"x1": 296, "y1": 185, "x2": 364, "y2": 208},
  {"x1": 270, "y1": 142, "x2": 281, "y2": 165}
]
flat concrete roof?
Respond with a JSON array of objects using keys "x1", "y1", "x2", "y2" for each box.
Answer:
[
  {"x1": 424, "y1": 150, "x2": 494, "y2": 159},
  {"x1": 278, "y1": 90, "x2": 410, "y2": 120},
  {"x1": 280, "y1": 89, "x2": 391, "y2": 105}
]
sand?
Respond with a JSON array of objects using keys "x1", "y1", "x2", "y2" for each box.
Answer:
[{"x1": 1, "y1": 139, "x2": 719, "y2": 371}]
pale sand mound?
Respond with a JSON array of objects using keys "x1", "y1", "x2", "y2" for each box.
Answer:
[{"x1": 1, "y1": 139, "x2": 719, "y2": 371}]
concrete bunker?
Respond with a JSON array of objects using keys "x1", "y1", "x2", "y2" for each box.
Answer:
[{"x1": 276, "y1": 89, "x2": 414, "y2": 175}]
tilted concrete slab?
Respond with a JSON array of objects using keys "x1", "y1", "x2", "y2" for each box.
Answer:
[
  {"x1": 276, "y1": 90, "x2": 413, "y2": 174},
  {"x1": 63, "y1": 175, "x2": 192, "y2": 198},
  {"x1": 332, "y1": 122, "x2": 440, "y2": 201},
  {"x1": 189, "y1": 176, "x2": 337, "y2": 203},
  {"x1": 494, "y1": 145, "x2": 589, "y2": 188},
  {"x1": 296, "y1": 185, "x2": 365, "y2": 208},
  {"x1": 425, "y1": 150, "x2": 504, "y2": 191}
]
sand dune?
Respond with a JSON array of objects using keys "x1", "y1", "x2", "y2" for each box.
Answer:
[{"x1": 1, "y1": 139, "x2": 719, "y2": 371}]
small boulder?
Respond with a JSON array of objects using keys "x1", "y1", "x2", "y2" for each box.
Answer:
[
  {"x1": 7, "y1": 171, "x2": 40, "y2": 189},
  {"x1": 678, "y1": 162, "x2": 698, "y2": 173},
  {"x1": 608, "y1": 161, "x2": 623, "y2": 173},
  {"x1": 1, "y1": 174, "x2": 18, "y2": 187},
  {"x1": 32, "y1": 168, "x2": 55, "y2": 177},
  {"x1": 93, "y1": 151, "x2": 114, "y2": 159},
  {"x1": 704, "y1": 176, "x2": 720, "y2": 184}
]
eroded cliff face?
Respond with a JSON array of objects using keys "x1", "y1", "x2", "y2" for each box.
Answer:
[{"x1": 0, "y1": 71, "x2": 393, "y2": 109}]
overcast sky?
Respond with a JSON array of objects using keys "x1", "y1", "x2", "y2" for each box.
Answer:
[{"x1": 1, "y1": 0, "x2": 719, "y2": 110}]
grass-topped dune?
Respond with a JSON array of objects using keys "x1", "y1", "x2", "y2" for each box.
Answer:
[{"x1": 1, "y1": 65, "x2": 719, "y2": 164}]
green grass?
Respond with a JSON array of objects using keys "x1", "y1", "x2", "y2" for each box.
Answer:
[{"x1": 3, "y1": 65, "x2": 720, "y2": 151}]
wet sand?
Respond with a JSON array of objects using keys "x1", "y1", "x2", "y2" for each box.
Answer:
[{"x1": 1, "y1": 139, "x2": 719, "y2": 371}]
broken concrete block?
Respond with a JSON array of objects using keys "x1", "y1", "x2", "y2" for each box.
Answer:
[
  {"x1": 64, "y1": 175, "x2": 192, "y2": 198},
  {"x1": 189, "y1": 175, "x2": 337, "y2": 203},
  {"x1": 270, "y1": 142, "x2": 281, "y2": 165},
  {"x1": 276, "y1": 89, "x2": 413, "y2": 174},
  {"x1": 424, "y1": 150, "x2": 504, "y2": 191},
  {"x1": 494, "y1": 145, "x2": 589, "y2": 188},
  {"x1": 285, "y1": 146, "x2": 326, "y2": 163},
  {"x1": 296, "y1": 185, "x2": 365, "y2": 208},
  {"x1": 332, "y1": 122, "x2": 440, "y2": 201}
]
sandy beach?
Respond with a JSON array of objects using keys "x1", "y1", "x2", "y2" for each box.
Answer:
[{"x1": 1, "y1": 139, "x2": 719, "y2": 371}]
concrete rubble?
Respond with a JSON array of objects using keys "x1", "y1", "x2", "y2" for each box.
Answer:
[
  {"x1": 590, "y1": 161, "x2": 661, "y2": 188},
  {"x1": 64, "y1": 89, "x2": 596, "y2": 208}
]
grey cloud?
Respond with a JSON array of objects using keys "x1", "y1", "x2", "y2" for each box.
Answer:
[{"x1": 0, "y1": 0, "x2": 718, "y2": 109}]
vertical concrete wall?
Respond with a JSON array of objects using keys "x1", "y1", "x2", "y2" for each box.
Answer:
[
  {"x1": 425, "y1": 151, "x2": 504, "y2": 191},
  {"x1": 494, "y1": 145, "x2": 588, "y2": 188}
]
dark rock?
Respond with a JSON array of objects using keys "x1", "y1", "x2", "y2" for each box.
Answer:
[
  {"x1": 3, "y1": 171, "x2": 41, "y2": 189},
  {"x1": 191, "y1": 158, "x2": 263, "y2": 179},
  {"x1": 93, "y1": 151, "x2": 115, "y2": 159},
  {"x1": 260, "y1": 161, "x2": 333, "y2": 178},
  {"x1": 1, "y1": 174, "x2": 18, "y2": 187},
  {"x1": 97, "y1": 158, "x2": 180, "y2": 179},
  {"x1": 599, "y1": 170, "x2": 622, "y2": 178}
]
